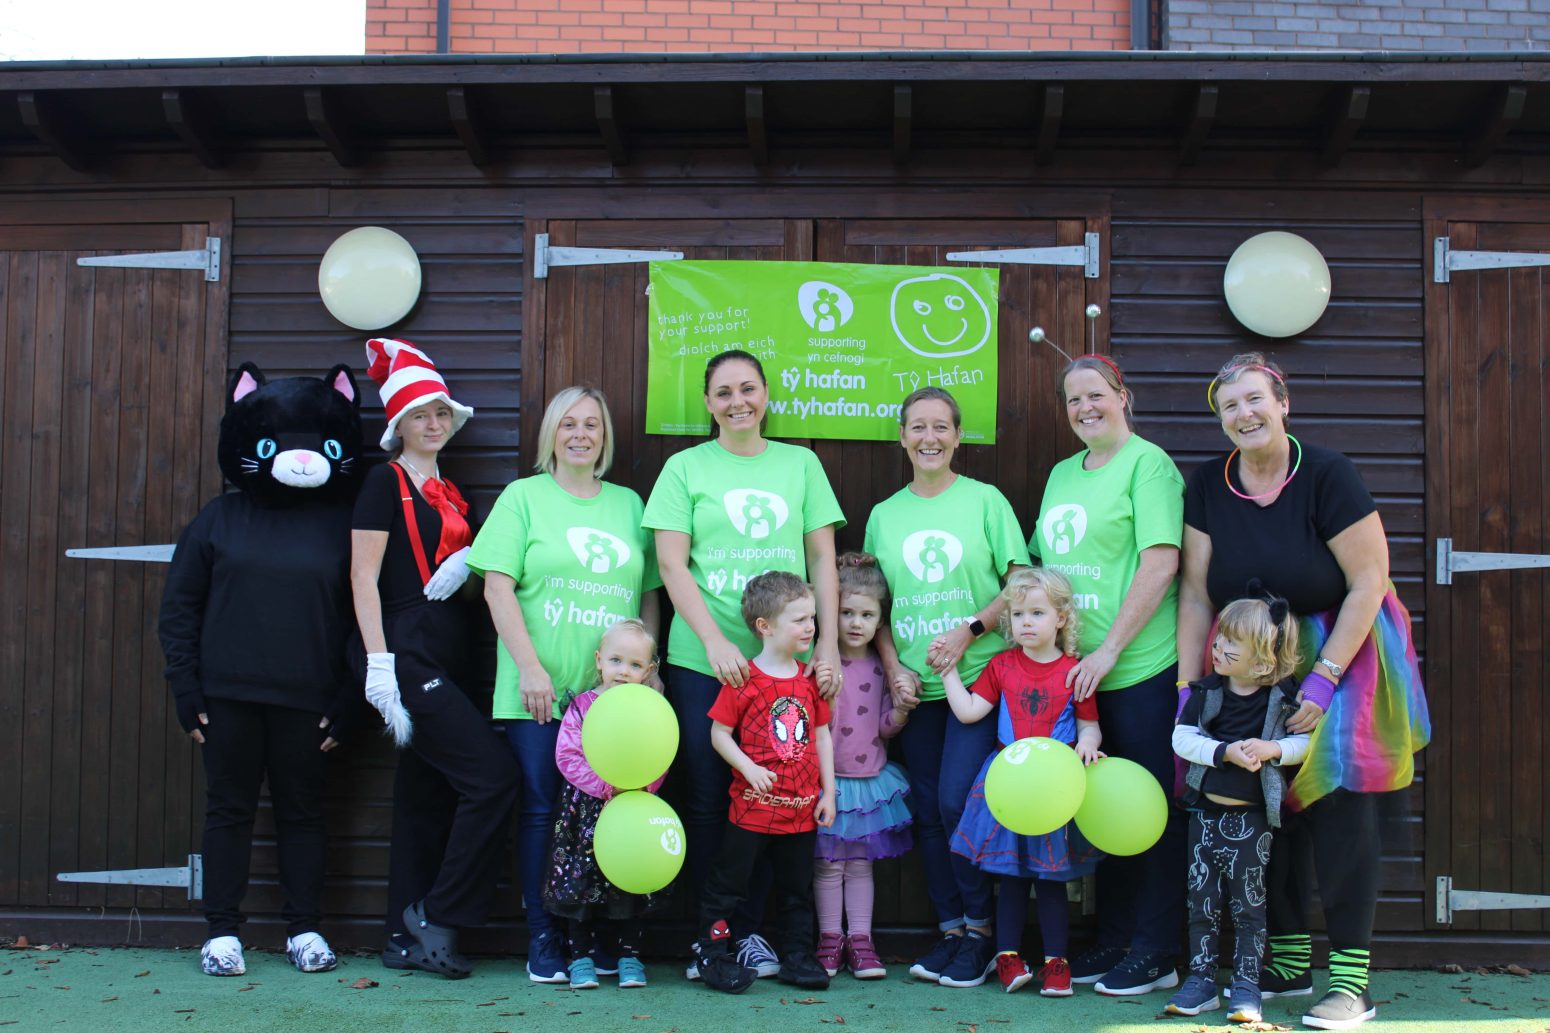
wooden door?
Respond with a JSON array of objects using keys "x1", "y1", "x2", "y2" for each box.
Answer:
[
  {"x1": 1423, "y1": 204, "x2": 1550, "y2": 935},
  {"x1": 0, "y1": 201, "x2": 230, "y2": 917}
]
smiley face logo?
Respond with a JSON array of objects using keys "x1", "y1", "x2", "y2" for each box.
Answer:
[{"x1": 890, "y1": 273, "x2": 993, "y2": 359}]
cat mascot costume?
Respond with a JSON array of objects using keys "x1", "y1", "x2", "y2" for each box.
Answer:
[{"x1": 158, "y1": 363, "x2": 366, "y2": 977}]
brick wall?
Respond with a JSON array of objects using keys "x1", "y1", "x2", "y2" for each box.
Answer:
[
  {"x1": 366, "y1": 0, "x2": 1132, "y2": 54},
  {"x1": 1164, "y1": 0, "x2": 1550, "y2": 50}
]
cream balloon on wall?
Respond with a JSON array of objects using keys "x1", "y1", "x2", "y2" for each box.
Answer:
[
  {"x1": 317, "y1": 226, "x2": 423, "y2": 330},
  {"x1": 1223, "y1": 231, "x2": 1331, "y2": 338}
]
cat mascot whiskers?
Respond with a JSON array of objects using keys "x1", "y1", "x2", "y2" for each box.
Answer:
[{"x1": 158, "y1": 362, "x2": 364, "y2": 978}]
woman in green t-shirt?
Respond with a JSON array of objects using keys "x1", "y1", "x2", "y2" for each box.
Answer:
[
  {"x1": 643, "y1": 349, "x2": 844, "y2": 978},
  {"x1": 466, "y1": 386, "x2": 661, "y2": 984},
  {"x1": 1030, "y1": 355, "x2": 1185, "y2": 996},
  {"x1": 862, "y1": 386, "x2": 1030, "y2": 988}
]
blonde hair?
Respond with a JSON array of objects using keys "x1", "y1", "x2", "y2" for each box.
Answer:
[
  {"x1": 533, "y1": 385, "x2": 615, "y2": 478},
  {"x1": 1057, "y1": 356, "x2": 1135, "y2": 430},
  {"x1": 1002, "y1": 567, "x2": 1082, "y2": 657},
  {"x1": 837, "y1": 551, "x2": 889, "y2": 605},
  {"x1": 1216, "y1": 597, "x2": 1300, "y2": 684},
  {"x1": 595, "y1": 618, "x2": 658, "y2": 684}
]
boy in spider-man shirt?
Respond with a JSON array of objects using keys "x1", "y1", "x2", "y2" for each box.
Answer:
[{"x1": 691, "y1": 571, "x2": 837, "y2": 995}]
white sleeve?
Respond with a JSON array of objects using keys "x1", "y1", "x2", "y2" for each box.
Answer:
[
  {"x1": 1272, "y1": 732, "x2": 1311, "y2": 767},
  {"x1": 1172, "y1": 723, "x2": 1221, "y2": 767}
]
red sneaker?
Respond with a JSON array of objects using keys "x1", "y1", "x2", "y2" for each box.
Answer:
[
  {"x1": 1039, "y1": 956, "x2": 1074, "y2": 997},
  {"x1": 997, "y1": 952, "x2": 1033, "y2": 993}
]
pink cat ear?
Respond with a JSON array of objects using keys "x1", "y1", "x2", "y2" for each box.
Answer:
[
  {"x1": 232, "y1": 370, "x2": 261, "y2": 403},
  {"x1": 331, "y1": 368, "x2": 356, "y2": 403}
]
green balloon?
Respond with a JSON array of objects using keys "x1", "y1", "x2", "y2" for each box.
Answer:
[
  {"x1": 594, "y1": 790, "x2": 686, "y2": 894},
  {"x1": 984, "y1": 736, "x2": 1086, "y2": 836},
  {"x1": 581, "y1": 683, "x2": 679, "y2": 791},
  {"x1": 1073, "y1": 756, "x2": 1168, "y2": 857}
]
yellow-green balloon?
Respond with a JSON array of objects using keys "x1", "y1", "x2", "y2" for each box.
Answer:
[
  {"x1": 581, "y1": 683, "x2": 679, "y2": 791},
  {"x1": 984, "y1": 736, "x2": 1086, "y2": 836},
  {"x1": 1073, "y1": 756, "x2": 1168, "y2": 857},
  {"x1": 594, "y1": 790, "x2": 686, "y2": 894}
]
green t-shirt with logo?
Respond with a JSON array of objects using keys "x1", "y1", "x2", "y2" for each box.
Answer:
[
  {"x1": 467, "y1": 474, "x2": 661, "y2": 720},
  {"x1": 1029, "y1": 433, "x2": 1184, "y2": 691},
  {"x1": 863, "y1": 476, "x2": 1031, "y2": 702},
  {"x1": 642, "y1": 440, "x2": 845, "y2": 676}
]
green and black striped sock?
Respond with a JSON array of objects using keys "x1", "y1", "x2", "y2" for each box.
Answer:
[
  {"x1": 1264, "y1": 933, "x2": 1312, "y2": 981},
  {"x1": 1327, "y1": 947, "x2": 1371, "y2": 996}
]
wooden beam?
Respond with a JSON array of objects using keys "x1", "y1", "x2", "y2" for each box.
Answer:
[
  {"x1": 1035, "y1": 84, "x2": 1064, "y2": 167},
  {"x1": 1321, "y1": 84, "x2": 1369, "y2": 168},
  {"x1": 446, "y1": 86, "x2": 491, "y2": 167},
  {"x1": 16, "y1": 91, "x2": 94, "y2": 173},
  {"x1": 594, "y1": 85, "x2": 628, "y2": 167},
  {"x1": 745, "y1": 85, "x2": 767, "y2": 168},
  {"x1": 303, "y1": 86, "x2": 361, "y2": 168},
  {"x1": 1179, "y1": 82, "x2": 1218, "y2": 167},
  {"x1": 162, "y1": 88, "x2": 224, "y2": 170},
  {"x1": 1463, "y1": 83, "x2": 1526, "y2": 169},
  {"x1": 893, "y1": 85, "x2": 912, "y2": 164}
]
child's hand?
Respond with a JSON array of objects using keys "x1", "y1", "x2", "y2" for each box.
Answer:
[
  {"x1": 1075, "y1": 742, "x2": 1106, "y2": 765},
  {"x1": 815, "y1": 790, "x2": 836, "y2": 828},
  {"x1": 813, "y1": 659, "x2": 838, "y2": 699},
  {"x1": 742, "y1": 763, "x2": 777, "y2": 795},
  {"x1": 1223, "y1": 741, "x2": 1262, "y2": 772},
  {"x1": 1242, "y1": 738, "x2": 1282, "y2": 763}
]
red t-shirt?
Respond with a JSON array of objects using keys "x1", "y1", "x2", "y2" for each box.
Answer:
[
  {"x1": 970, "y1": 650, "x2": 1097, "y2": 746},
  {"x1": 708, "y1": 661, "x2": 832, "y2": 835}
]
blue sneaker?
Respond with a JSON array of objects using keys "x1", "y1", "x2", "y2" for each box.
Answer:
[
  {"x1": 909, "y1": 933, "x2": 963, "y2": 982},
  {"x1": 527, "y1": 930, "x2": 569, "y2": 984},
  {"x1": 937, "y1": 930, "x2": 997, "y2": 988},
  {"x1": 1095, "y1": 951, "x2": 1180, "y2": 996},
  {"x1": 1226, "y1": 981, "x2": 1262, "y2": 1023},
  {"x1": 617, "y1": 956, "x2": 648, "y2": 988},
  {"x1": 568, "y1": 956, "x2": 600, "y2": 990},
  {"x1": 1164, "y1": 974, "x2": 1220, "y2": 1016}
]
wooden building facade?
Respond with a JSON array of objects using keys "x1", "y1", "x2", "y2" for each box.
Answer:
[{"x1": 0, "y1": 53, "x2": 1547, "y2": 964}]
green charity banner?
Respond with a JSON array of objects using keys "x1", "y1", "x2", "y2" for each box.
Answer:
[{"x1": 646, "y1": 260, "x2": 1000, "y2": 443}]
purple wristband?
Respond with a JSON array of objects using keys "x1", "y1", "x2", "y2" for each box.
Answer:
[{"x1": 1298, "y1": 670, "x2": 1337, "y2": 711}]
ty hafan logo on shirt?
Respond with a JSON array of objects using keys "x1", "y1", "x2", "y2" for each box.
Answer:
[
  {"x1": 566, "y1": 526, "x2": 632, "y2": 574},
  {"x1": 901, "y1": 529, "x2": 964, "y2": 584},
  {"x1": 723, "y1": 488, "x2": 790, "y2": 540},
  {"x1": 1040, "y1": 504, "x2": 1087, "y2": 557}
]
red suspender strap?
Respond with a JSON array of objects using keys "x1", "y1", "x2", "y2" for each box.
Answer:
[{"x1": 390, "y1": 461, "x2": 433, "y2": 586}]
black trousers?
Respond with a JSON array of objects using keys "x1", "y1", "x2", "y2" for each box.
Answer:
[
  {"x1": 200, "y1": 697, "x2": 329, "y2": 939},
  {"x1": 382, "y1": 602, "x2": 521, "y2": 932},
  {"x1": 699, "y1": 824, "x2": 817, "y2": 957},
  {"x1": 1266, "y1": 789, "x2": 1379, "y2": 951},
  {"x1": 1186, "y1": 808, "x2": 1272, "y2": 986},
  {"x1": 567, "y1": 916, "x2": 644, "y2": 959}
]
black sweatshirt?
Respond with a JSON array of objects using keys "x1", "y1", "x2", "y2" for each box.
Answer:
[{"x1": 159, "y1": 491, "x2": 356, "y2": 715}]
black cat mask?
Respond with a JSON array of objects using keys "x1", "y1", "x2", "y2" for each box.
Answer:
[{"x1": 217, "y1": 362, "x2": 364, "y2": 506}]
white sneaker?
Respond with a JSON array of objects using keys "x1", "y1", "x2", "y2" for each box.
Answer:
[
  {"x1": 736, "y1": 933, "x2": 781, "y2": 978},
  {"x1": 201, "y1": 936, "x2": 246, "y2": 976},
  {"x1": 286, "y1": 931, "x2": 338, "y2": 973}
]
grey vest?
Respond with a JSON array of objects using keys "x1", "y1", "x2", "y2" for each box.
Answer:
[{"x1": 1182, "y1": 679, "x2": 1296, "y2": 828}]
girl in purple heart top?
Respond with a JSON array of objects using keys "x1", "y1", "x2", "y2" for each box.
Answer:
[{"x1": 814, "y1": 552, "x2": 919, "y2": 980}]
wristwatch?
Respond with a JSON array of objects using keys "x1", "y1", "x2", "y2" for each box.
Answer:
[
  {"x1": 966, "y1": 617, "x2": 986, "y2": 637},
  {"x1": 1315, "y1": 656, "x2": 1344, "y2": 679}
]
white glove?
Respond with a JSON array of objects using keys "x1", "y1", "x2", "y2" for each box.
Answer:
[
  {"x1": 424, "y1": 546, "x2": 471, "y2": 602},
  {"x1": 364, "y1": 652, "x2": 413, "y2": 746}
]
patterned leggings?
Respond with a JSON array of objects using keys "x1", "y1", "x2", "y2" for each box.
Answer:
[{"x1": 1186, "y1": 808, "x2": 1273, "y2": 987}]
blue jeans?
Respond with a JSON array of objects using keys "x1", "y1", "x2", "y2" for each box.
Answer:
[
  {"x1": 666, "y1": 663, "x2": 770, "y2": 938},
  {"x1": 898, "y1": 697, "x2": 996, "y2": 930},
  {"x1": 1092, "y1": 665, "x2": 1186, "y2": 957},
  {"x1": 502, "y1": 717, "x2": 562, "y2": 939}
]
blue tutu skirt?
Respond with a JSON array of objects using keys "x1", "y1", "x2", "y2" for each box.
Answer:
[
  {"x1": 950, "y1": 754, "x2": 1102, "y2": 880},
  {"x1": 816, "y1": 761, "x2": 913, "y2": 862}
]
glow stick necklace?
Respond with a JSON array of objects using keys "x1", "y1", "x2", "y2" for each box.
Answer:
[{"x1": 1225, "y1": 434, "x2": 1302, "y2": 501}]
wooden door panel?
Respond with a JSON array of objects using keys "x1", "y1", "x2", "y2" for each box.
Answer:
[{"x1": 1424, "y1": 215, "x2": 1550, "y2": 933}]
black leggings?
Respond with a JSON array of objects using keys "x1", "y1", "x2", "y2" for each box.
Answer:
[
  {"x1": 1266, "y1": 789, "x2": 1379, "y2": 951},
  {"x1": 700, "y1": 825, "x2": 818, "y2": 956},
  {"x1": 1187, "y1": 808, "x2": 1271, "y2": 985}
]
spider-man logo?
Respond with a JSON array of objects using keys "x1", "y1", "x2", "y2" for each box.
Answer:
[{"x1": 768, "y1": 696, "x2": 810, "y2": 761}]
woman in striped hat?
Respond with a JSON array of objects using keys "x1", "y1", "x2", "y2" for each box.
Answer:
[{"x1": 350, "y1": 337, "x2": 520, "y2": 979}]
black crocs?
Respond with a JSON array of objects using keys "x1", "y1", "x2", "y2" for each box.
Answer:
[{"x1": 402, "y1": 900, "x2": 473, "y2": 979}]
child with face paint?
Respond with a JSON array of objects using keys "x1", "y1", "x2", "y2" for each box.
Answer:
[{"x1": 691, "y1": 571, "x2": 836, "y2": 995}]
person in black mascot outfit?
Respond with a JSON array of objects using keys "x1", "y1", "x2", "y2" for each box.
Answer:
[{"x1": 159, "y1": 363, "x2": 364, "y2": 977}]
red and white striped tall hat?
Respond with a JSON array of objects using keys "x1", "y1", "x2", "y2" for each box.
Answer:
[{"x1": 364, "y1": 337, "x2": 474, "y2": 450}]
